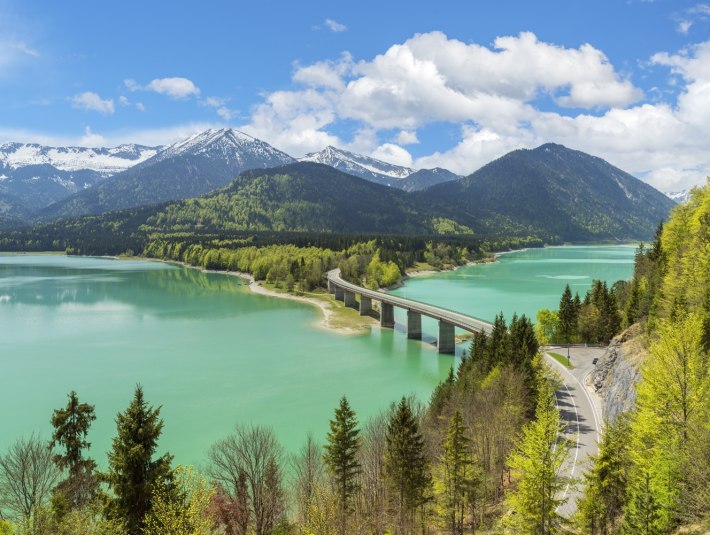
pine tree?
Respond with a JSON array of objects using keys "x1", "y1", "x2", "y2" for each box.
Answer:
[
  {"x1": 104, "y1": 385, "x2": 173, "y2": 535},
  {"x1": 622, "y1": 472, "x2": 661, "y2": 535},
  {"x1": 385, "y1": 397, "x2": 431, "y2": 534},
  {"x1": 323, "y1": 396, "x2": 361, "y2": 535},
  {"x1": 558, "y1": 284, "x2": 576, "y2": 345},
  {"x1": 50, "y1": 391, "x2": 98, "y2": 510},
  {"x1": 436, "y1": 410, "x2": 480, "y2": 535},
  {"x1": 576, "y1": 416, "x2": 631, "y2": 534},
  {"x1": 503, "y1": 381, "x2": 570, "y2": 534}
]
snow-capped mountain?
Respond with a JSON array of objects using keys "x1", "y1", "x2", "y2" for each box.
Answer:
[
  {"x1": 147, "y1": 128, "x2": 294, "y2": 169},
  {"x1": 0, "y1": 142, "x2": 159, "y2": 175},
  {"x1": 39, "y1": 128, "x2": 296, "y2": 221},
  {"x1": 300, "y1": 146, "x2": 413, "y2": 185},
  {"x1": 665, "y1": 190, "x2": 691, "y2": 204},
  {"x1": 0, "y1": 142, "x2": 159, "y2": 215},
  {"x1": 299, "y1": 146, "x2": 460, "y2": 191}
]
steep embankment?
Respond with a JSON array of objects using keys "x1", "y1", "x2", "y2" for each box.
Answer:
[{"x1": 592, "y1": 324, "x2": 646, "y2": 422}]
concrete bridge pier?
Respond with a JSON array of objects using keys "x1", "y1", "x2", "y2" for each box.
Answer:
[
  {"x1": 380, "y1": 303, "x2": 395, "y2": 328},
  {"x1": 407, "y1": 310, "x2": 422, "y2": 340},
  {"x1": 438, "y1": 320, "x2": 456, "y2": 354},
  {"x1": 334, "y1": 287, "x2": 344, "y2": 301},
  {"x1": 327, "y1": 280, "x2": 336, "y2": 294},
  {"x1": 359, "y1": 295, "x2": 372, "y2": 315},
  {"x1": 344, "y1": 290, "x2": 357, "y2": 308}
]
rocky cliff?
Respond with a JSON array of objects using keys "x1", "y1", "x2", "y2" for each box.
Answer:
[{"x1": 592, "y1": 324, "x2": 646, "y2": 422}]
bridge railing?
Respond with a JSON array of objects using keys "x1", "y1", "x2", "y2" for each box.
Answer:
[{"x1": 327, "y1": 269, "x2": 493, "y2": 330}]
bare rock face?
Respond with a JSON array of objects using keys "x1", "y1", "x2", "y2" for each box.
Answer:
[{"x1": 592, "y1": 324, "x2": 646, "y2": 423}]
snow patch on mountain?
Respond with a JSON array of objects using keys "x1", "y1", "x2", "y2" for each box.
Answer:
[
  {"x1": 150, "y1": 128, "x2": 294, "y2": 167},
  {"x1": 300, "y1": 146, "x2": 414, "y2": 180},
  {"x1": 0, "y1": 142, "x2": 160, "y2": 175},
  {"x1": 665, "y1": 190, "x2": 690, "y2": 203}
]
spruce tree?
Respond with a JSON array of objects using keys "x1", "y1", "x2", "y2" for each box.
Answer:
[
  {"x1": 437, "y1": 410, "x2": 480, "y2": 535},
  {"x1": 104, "y1": 385, "x2": 173, "y2": 535},
  {"x1": 623, "y1": 472, "x2": 661, "y2": 535},
  {"x1": 558, "y1": 284, "x2": 576, "y2": 345},
  {"x1": 323, "y1": 396, "x2": 361, "y2": 535},
  {"x1": 385, "y1": 397, "x2": 431, "y2": 533},
  {"x1": 50, "y1": 391, "x2": 98, "y2": 509}
]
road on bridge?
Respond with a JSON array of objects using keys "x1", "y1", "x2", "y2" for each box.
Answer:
[{"x1": 327, "y1": 269, "x2": 493, "y2": 334}]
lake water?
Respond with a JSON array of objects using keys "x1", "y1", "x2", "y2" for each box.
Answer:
[{"x1": 0, "y1": 245, "x2": 635, "y2": 467}]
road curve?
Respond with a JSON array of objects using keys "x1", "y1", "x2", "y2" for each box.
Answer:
[
  {"x1": 545, "y1": 347, "x2": 605, "y2": 518},
  {"x1": 327, "y1": 269, "x2": 493, "y2": 334}
]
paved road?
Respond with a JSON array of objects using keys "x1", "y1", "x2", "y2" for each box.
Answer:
[
  {"x1": 545, "y1": 346, "x2": 605, "y2": 518},
  {"x1": 327, "y1": 269, "x2": 493, "y2": 334}
]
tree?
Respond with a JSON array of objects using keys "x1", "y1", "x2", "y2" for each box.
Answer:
[
  {"x1": 50, "y1": 390, "x2": 98, "y2": 510},
  {"x1": 436, "y1": 410, "x2": 481, "y2": 535},
  {"x1": 208, "y1": 425, "x2": 285, "y2": 535},
  {"x1": 104, "y1": 385, "x2": 173, "y2": 535},
  {"x1": 622, "y1": 472, "x2": 662, "y2": 535},
  {"x1": 535, "y1": 309, "x2": 559, "y2": 346},
  {"x1": 576, "y1": 416, "x2": 632, "y2": 534},
  {"x1": 0, "y1": 435, "x2": 60, "y2": 530},
  {"x1": 290, "y1": 433, "x2": 325, "y2": 528},
  {"x1": 323, "y1": 396, "x2": 361, "y2": 535},
  {"x1": 558, "y1": 284, "x2": 576, "y2": 345},
  {"x1": 503, "y1": 381, "x2": 570, "y2": 534},
  {"x1": 143, "y1": 465, "x2": 215, "y2": 535},
  {"x1": 385, "y1": 397, "x2": 431, "y2": 534}
]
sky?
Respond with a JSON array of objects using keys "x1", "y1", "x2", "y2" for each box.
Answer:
[{"x1": 1, "y1": 0, "x2": 709, "y2": 192}]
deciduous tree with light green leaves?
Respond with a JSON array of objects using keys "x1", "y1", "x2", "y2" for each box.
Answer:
[
  {"x1": 502, "y1": 381, "x2": 570, "y2": 535},
  {"x1": 628, "y1": 311, "x2": 710, "y2": 531},
  {"x1": 143, "y1": 465, "x2": 215, "y2": 535}
]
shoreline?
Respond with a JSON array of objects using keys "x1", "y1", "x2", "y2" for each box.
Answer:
[{"x1": 163, "y1": 260, "x2": 376, "y2": 336}]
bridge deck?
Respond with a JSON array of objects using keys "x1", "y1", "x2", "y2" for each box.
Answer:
[{"x1": 327, "y1": 269, "x2": 493, "y2": 334}]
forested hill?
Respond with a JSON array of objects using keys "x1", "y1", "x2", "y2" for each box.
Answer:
[
  {"x1": 144, "y1": 162, "x2": 439, "y2": 234},
  {"x1": 421, "y1": 143, "x2": 675, "y2": 241},
  {"x1": 7, "y1": 144, "x2": 675, "y2": 245}
]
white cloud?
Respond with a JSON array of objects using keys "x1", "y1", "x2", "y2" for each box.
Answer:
[
  {"x1": 147, "y1": 77, "x2": 200, "y2": 99},
  {"x1": 10, "y1": 41, "x2": 39, "y2": 58},
  {"x1": 71, "y1": 92, "x2": 115, "y2": 115},
  {"x1": 125, "y1": 77, "x2": 200, "y2": 99},
  {"x1": 677, "y1": 19, "x2": 693, "y2": 33},
  {"x1": 135, "y1": 102, "x2": 145, "y2": 112},
  {"x1": 119, "y1": 95, "x2": 130, "y2": 106},
  {"x1": 395, "y1": 130, "x2": 419, "y2": 145},
  {"x1": 324, "y1": 18, "x2": 347, "y2": 32},
  {"x1": 237, "y1": 31, "x2": 710, "y2": 190},
  {"x1": 293, "y1": 54, "x2": 353, "y2": 89},
  {"x1": 371, "y1": 143, "x2": 413, "y2": 167},
  {"x1": 124, "y1": 79, "x2": 140, "y2": 92},
  {"x1": 202, "y1": 96, "x2": 237, "y2": 120},
  {"x1": 78, "y1": 126, "x2": 107, "y2": 147}
]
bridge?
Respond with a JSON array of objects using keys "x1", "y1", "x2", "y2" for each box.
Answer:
[{"x1": 327, "y1": 269, "x2": 493, "y2": 354}]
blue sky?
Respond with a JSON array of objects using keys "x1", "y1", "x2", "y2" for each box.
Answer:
[{"x1": 1, "y1": 0, "x2": 709, "y2": 190}]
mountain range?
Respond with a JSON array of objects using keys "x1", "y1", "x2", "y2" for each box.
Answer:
[
  {"x1": 0, "y1": 128, "x2": 676, "y2": 242},
  {"x1": 0, "y1": 143, "x2": 158, "y2": 219}
]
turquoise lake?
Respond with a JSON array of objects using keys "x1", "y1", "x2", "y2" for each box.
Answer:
[{"x1": 0, "y1": 245, "x2": 635, "y2": 467}]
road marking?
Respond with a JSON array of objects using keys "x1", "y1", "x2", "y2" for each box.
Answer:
[{"x1": 546, "y1": 353, "x2": 582, "y2": 514}]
